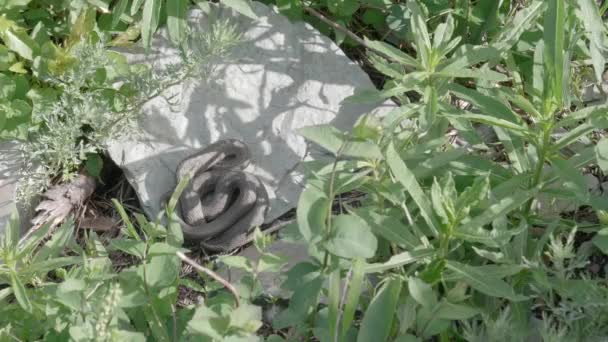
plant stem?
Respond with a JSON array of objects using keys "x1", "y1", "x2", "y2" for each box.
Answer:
[
  {"x1": 524, "y1": 122, "x2": 553, "y2": 216},
  {"x1": 176, "y1": 251, "x2": 241, "y2": 307}
]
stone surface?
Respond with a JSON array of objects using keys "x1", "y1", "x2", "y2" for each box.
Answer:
[
  {"x1": 107, "y1": 2, "x2": 395, "y2": 223},
  {"x1": 0, "y1": 141, "x2": 32, "y2": 236}
]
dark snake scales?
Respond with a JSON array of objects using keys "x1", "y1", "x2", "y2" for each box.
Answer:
[{"x1": 170, "y1": 139, "x2": 269, "y2": 252}]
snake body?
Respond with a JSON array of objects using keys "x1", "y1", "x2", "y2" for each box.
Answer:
[{"x1": 172, "y1": 139, "x2": 269, "y2": 252}]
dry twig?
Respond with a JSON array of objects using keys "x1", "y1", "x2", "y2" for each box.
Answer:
[{"x1": 176, "y1": 251, "x2": 241, "y2": 307}]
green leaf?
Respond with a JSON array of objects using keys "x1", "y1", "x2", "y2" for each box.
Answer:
[
  {"x1": 2, "y1": 29, "x2": 38, "y2": 60},
  {"x1": 492, "y1": 1, "x2": 545, "y2": 50},
  {"x1": 356, "y1": 208, "x2": 420, "y2": 249},
  {"x1": 67, "y1": 7, "x2": 96, "y2": 48},
  {"x1": 142, "y1": 0, "x2": 162, "y2": 50},
  {"x1": 575, "y1": 0, "x2": 607, "y2": 82},
  {"x1": 298, "y1": 124, "x2": 344, "y2": 155},
  {"x1": 111, "y1": 0, "x2": 129, "y2": 28},
  {"x1": 326, "y1": 214, "x2": 377, "y2": 259},
  {"x1": 10, "y1": 271, "x2": 32, "y2": 313},
  {"x1": 111, "y1": 239, "x2": 146, "y2": 259},
  {"x1": 408, "y1": 277, "x2": 437, "y2": 308},
  {"x1": 328, "y1": 268, "x2": 340, "y2": 342},
  {"x1": 364, "y1": 38, "x2": 418, "y2": 67},
  {"x1": 436, "y1": 301, "x2": 480, "y2": 320},
  {"x1": 455, "y1": 190, "x2": 535, "y2": 246},
  {"x1": 276, "y1": 0, "x2": 303, "y2": 20},
  {"x1": 543, "y1": 0, "x2": 565, "y2": 108},
  {"x1": 85, "y1": 153, "x2": 103, "y2": 178},
  {"x1": 341, "y1": 258, "x2": 365, "y2": 339},
  {"x1": 112, "y1": 199, "x2": 140, "y2": 240},
  {"x1": 296, "y1": 186, "x2": 328, "y2": 243},
  {"x1": 440, "y1": 46, "x2": 501, "y2": 75},
  {"x1": 445, "y1": 260, "x2": 526, "y2": 301},
  {"x1": 3, "y1": 211, "x2": 19, "y2": 250},
  {"x1": 444, "y1": 113, "x2": 528, "y2": 135},
  {"x1": 407, "y1": 1, "x2": 431, "y2": 66},
  {"x1": 146, "y1": 254, "x2": 181, "y2": 289},
  {"x1": 167, "y1": 0, "x2": 188, "y2": 45},
  {"x1": 365, "y1": 249, "x2": 435, "y2": 273},
  {"x1": 131, "y1": 0, "x2": 145, "y2": 15},
  {"x1": 592, "y1": 228, "x2": 608, "y2": 254},
  {"x1": 357, "y1": 278, "x2": 402, "y2": 342},
  {"x1": 386, "y1": 142, "x2": 441, "y2": 236},
  {"x1": 550, "y1": 156, "x2": 589, "y2": 202},
  {"x1": 436, "y1": 67, "x2": 508, "y2": 81},
  {"x1": 222, "y1": 0, "x2": 259, "y2": 19},
  {"x1": 596, "y1": 138, "x2": 608, "y2": 173},
  {"x1": 447, "y1": 83, "x2": 521, "y2": 123}
]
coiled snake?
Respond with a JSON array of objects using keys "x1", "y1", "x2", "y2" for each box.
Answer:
[{"x1": 170, "y1": 139, "x2": 269, "y2": 252}]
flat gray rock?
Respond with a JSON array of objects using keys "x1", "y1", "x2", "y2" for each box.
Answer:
[{"x1": 107, "y1": 2, "x2": 394, "y2": 223}]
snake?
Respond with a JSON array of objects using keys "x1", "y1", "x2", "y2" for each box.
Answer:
[{"x1": 169, "y1": 139, "x2": 269, "y2": 252}]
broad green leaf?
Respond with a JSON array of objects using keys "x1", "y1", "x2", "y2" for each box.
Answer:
[
  {"x1": 111, "y1": 0, "x2": 129, "y2": 28},
  {"x1": 145, "y1": 254, "x2": 181, "y2": 289},
  {"x1": 341, "y1": 258, "x2": 365, "y2": 339},
  {"x1": 596, "y1": 138, "x2": 608, "y2": 173},
  {"x1": 341, "y1": 140, "x2": 383, "y2": 160},
  {"x1": 432, "y1": 14, "x2": 454, "y2": 49},
  {"x1": 386, "y1": 142, "x2": 440, "y2": 236},
  {"x1": 356, "y1": 208, "x2": 420, "y2": 249},
  {"x1": 298, "y1": 124, "x2": 344, "y2": 155},
  {"x1": 142, "y1": 0, "x2": 162, "y2": 50},
  {"x1": 470, "y1": 0, "x2": 499, "y2": 43},
  {"x1": 446, "y1": 260, "x2": 526, "y2": 300},
  {"x1": 543, "y1": 0, "x2": 565, "y2": 107},
  {"x1": 2, "y1": 29, "x2": 38, "y2": 60},
  {"x1": 222, "y1": 0, "x2": 259, "y2": 19},
  {"x1": 436, "y1": 301, "x2": 480, "y2": 320},
  {"x1": 85, "y1": 153, "x2": 103, "y2": 178},
  {"x1": 365, "y1": 249, "x2": 435, "y2": 273},
  {"x1": 297, "y1": 186, "x2": 327, "y2": 243},
  {"x1": 592, "y1": 228, "x2": 608, "y2": 255},
  {"x1": 408, "y1": 277, "x2": 437, "y2": 308},
  {"x1": 167, "y1": 0, "x2": 188, "y2": 44},
  {"x1": 550, "y1": 156, "x2": 589, "y2": 202},
  {"x1": 326, "y1": 215, "x2": 377, "y2": 259},
  {"x1": 10, "y1": 271, "x2": 31, "y2": 312},
  {"x1": 111, "y1": 239, "x2": 146, "y2": 259},
  {"x1": 357, "y1": 279, "x2": 402, "y2": 342}
]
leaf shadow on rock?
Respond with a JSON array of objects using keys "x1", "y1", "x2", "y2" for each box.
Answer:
[{"x1": 107, "y1": 2, "x2": 395, "y2": 223}]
